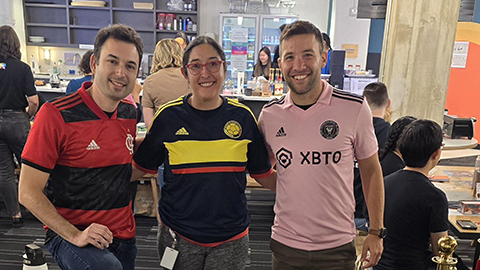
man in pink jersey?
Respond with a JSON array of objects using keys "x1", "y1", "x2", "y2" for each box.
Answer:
[{"x1": 258, "y1": 21, "x2": 385, "y2": 269}]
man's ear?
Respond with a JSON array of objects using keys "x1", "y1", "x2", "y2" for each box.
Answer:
[
  {"x1": 321, "y1": 49, "x2": 328, "y2": 68},
  {"x1": 90, "y1": 54, "x2": 97, "y2": 75},
  {"x1": 431, "y1": 148, "x2": 442, "y2": 161},
  {"x1": 387, "y1": 99, "x2": 391, "y2": 109}
]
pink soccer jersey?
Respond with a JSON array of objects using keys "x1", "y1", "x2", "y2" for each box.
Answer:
[{"x1": 259, "y1": 80, "x2": 378, "y2": 251}]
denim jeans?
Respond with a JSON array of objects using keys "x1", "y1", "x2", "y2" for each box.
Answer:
[
  {"x1": 46, "y1": 235, "x2": 137, "y2": 270},
  {"x1": 0, "y1": 110, "x2": 30, "y2": 216}
]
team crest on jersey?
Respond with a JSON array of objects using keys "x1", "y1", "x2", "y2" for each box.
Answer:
[
  {"x1": 126, "y1": 134, "x2": 134, "y2": 155},
  {"x1": 320, "y1": 120, "x2": 339, "y2": 140},
  {"x1": 0, "y1": 63, "x2": 5, "y2": 70},
  {"x1": 224, "y1": 120, "x2": 242, "y2": 139}
]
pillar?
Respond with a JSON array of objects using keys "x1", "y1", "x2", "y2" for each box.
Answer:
[{"x1": 379, "y1": 0, "x2": 461, "y2": 124}]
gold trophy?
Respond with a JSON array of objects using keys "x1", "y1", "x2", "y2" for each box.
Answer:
[{"x1": 432, "y1": 235, "x2": 458, "y2": 270}]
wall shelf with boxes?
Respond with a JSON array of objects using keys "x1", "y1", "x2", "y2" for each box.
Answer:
[{"x1": 23, "y1": 0, "x2": 199, "y2": 53}]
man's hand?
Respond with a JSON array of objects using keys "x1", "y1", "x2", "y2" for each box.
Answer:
[
  {"x1": 71, "y1": 223, "x2": 113, "y2": 250},
  {"x1": 361, "y1": 234, "x2": 383, "y2": 268}
]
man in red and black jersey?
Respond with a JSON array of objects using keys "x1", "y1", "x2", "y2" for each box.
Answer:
[{"x1": 19, "y1": 25, "x2": 143, "y2": 270}]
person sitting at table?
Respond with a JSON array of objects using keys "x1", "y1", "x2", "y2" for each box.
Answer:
[
  {"x1": 374, "y1": 119, "x2": 448, "y2": 270},
  {"x1": 65, "y1": 50, "x2": 93, "y2": 95},
  {"x1": 379, "y1": 115, "x2": 417, "y2": 176}
]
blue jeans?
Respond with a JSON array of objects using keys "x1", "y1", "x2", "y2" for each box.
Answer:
[
  {"x1": 46, "y1": 235, "x2": 137, "y2": 270},
  {"x1": 354, "y1": 218, "x2": 369, "y2": 232},
  {"x1": 0, "y1": 110, "x2": 29, "y2": 216}
]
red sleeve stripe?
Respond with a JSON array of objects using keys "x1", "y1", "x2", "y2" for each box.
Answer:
[
  {"x1": 132, "y1": 160, "x2": 159, "y2": 175},
  {"x1": 249, "y1": 167, "x2": 274, "y2": 179},
  {"x1": 171, "y1": 166, "x2": 246, "y2": 174}
]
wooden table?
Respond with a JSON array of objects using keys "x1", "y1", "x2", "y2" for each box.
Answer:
[
  {"x1": 443, "y1": 137, "x2": 478, "y2": 150},
  {"x1": 429, "y1": 165, "x2": 475, "y2": 202},
  {"x1": 449, "y1": 214, "x2": 480, "y2": 269}
]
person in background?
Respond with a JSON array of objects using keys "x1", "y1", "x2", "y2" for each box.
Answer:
[
  {"x1": 142, "y1": 38, "x2": 190, "y2": 128},
  {"x1": 363, "y1": 82, "x2": 391, "y2": 146},
  {"x1": 19, "y1": 24, "x2": 142, "y2": 270},
  {"x1": 259, "y1": 20, "x2": 384, "y2": 269},
  {"x1": 175, "y1": 31, "x2": 189, "y2": 50},
  {"x1": 252, "y1": 46, "x2": 272, "y2": 80},
  {"x1": 379, "y1": 116, "x2": 417, "y2": 176},
  {"x1": 374, "y1": 119, "x2": 448, "y2": 270},
  {"x1": 321, "y1": 32, "x2": 332, "y2": 74},
  {"x1": 354, "y1": 81, "x2": 391, "y2": 234},
  {"x1": 65, "y1": 50, "x2": 93, "y2": 95},
  {"x1": 131, "y1": 36, "x2": 276, "y2": 269},
  {"x1": 0, "y1": 25, "x2": 39, "y2": 228},
  {"x1": 272, "y1": 24, "x2": 287, "y2": 68}
]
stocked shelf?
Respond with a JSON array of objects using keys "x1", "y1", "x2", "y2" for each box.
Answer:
[{"x1": 24, "y1": 0, "x2": 200, "y2": 53}]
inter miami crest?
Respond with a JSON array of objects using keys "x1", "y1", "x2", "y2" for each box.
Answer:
[{"x1": 320, "y1": 120, "x2": 339, "y2": 140}]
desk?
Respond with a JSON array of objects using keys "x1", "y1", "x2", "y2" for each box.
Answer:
[
  {"x1": 443, "y1": 137, "x2": 478, "y2": 150},
  {"x1": 430, "y1": 166, "x2": 475, "y2": 202},
  {"x1": 449, "y1": 213, "x2": 480, "y2": 269}
]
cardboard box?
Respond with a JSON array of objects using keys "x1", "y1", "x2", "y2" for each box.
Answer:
[{"x1": 458, "y1": 200, "x2": 480, "y2": 215}]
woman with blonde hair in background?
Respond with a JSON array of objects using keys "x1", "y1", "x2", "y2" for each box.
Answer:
[{"x1": 142, "y1": 38, "x2": 190, "y2": 128}]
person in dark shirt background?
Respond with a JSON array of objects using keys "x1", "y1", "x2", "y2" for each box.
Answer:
[
  {"x1": 0, "y1": 25, "x2": 39, "y2": 228},
  {"x1": 65, "y1": 50, "x2": 93, "y2": 95},
  {"x1": 379, "y1": 116, "x2": 417, "y2": 176},
  {"x1": 354, "y1": 82, "x2": 391, "y2": 232},
  {"x1": 375, "y1": 119, "x2": 448, "y2": 270}
]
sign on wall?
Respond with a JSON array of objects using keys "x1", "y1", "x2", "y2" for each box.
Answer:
[
  {"x1": 342, "y1": 44, "x2": 359, "y2": 58},
  {"x1": 451, "y1": 41, "x2": 469, "y2": 68}
]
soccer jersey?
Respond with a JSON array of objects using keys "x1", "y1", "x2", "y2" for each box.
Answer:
[
  {"x1": 22, "y1": 82, "x2": 137, "y2": 240},
  {"x1": 133, "y1": 94, "x2": 273, "y2": 244},
  {"x1": 259, "y1": 80, "x2": 378, "y2": 251}
]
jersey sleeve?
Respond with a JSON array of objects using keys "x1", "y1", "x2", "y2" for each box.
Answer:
[
  {"x1": 246, "y1": 114, "x2": 273, "y2": 178},
  {"x1": 133, "y1": 113, "x2": 166, "y2": 174},
  {"x1": 21, "y1": 103, "x2": 65, "y2": 172},
  {"x1": 353, "y1": 100, "x2": 379, "y2": 160}
]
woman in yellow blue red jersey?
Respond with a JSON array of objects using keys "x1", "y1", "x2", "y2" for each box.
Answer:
[{"x1": 132, "y1": 36, "x2": 277, "y2": 270}]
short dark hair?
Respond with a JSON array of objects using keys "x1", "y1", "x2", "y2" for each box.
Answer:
[
  {"x1": 398, "y1": 119, "x2": 443, "y2": 168},
  {"x1": 0, "y1": 25, "x2": 21, "y2": 60},
  {"x1": 280, "y1": 21, "x2": 324, "y2": 54},
  {"x1": 79, "y1": 50, "x2": 93, "y2": 75},
  {"x1": 93, "y1": 24, "x2": 143, "y2": 68},
  {"x1": 322, "y1": 32, "x2": 332, "y2": 51},
  {"x1": 182, "y1": 36, "x2": 226, "y2": 77},
  {"x1": 363, "y1": 82, "x2": 389, "y2": 109}
]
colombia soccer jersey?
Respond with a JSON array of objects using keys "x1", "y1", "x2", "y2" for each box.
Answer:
[{"x1": 133, "y1": 94, "x2": 273, "y2": 244}]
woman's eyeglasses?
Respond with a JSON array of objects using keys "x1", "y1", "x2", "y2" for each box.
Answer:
[{"x1": 185, "y1": 61, "x2": 224, "y2": 75}]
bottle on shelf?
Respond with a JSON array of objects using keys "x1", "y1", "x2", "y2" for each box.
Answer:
[
  {"x1": 191, "y1": 0, "x2": 196, "y2": 11},
  {"x1": 178, "y1": 16, "x2": 183, "y2": 31},
  {"x1": 157, "y1": 13, "x2": 166, "y2": 30},
  {"x1": 30, "y1": 55, "x2": 36, "y2": 74},
  {"x1": 53, "y1": 61, "x2": 58, "y2": 74},
  {"x1": 173, "y1": 18, "x2": 178, "y2": 30},
  {"x1": 186, "y1": 17, "x2": 193, "y2": 31},
  {"x1": 58, "y1": 60, "x2": 63, "y2": 75}
]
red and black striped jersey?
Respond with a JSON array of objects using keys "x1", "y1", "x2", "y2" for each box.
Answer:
[{"x1": 22, "y1": 82, "x2": 137, "y2": 240}]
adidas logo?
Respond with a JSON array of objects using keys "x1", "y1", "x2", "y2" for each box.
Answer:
[
  {"x1": 175, "y1": 127, "x2": 189, "y2": 135},
  {"x1": 276, "y1": 127, "x2": 286, "y2": 137},
  {"x1": 86, "y1": 140, "x2": 100, "y2": 150}
]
